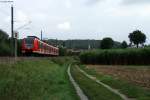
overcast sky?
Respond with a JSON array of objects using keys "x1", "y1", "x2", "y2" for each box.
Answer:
[{"x1": 0, "y1": 0, "x2": 150, "y2": 43}]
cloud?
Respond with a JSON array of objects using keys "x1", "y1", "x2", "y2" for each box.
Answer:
[
  {"x1": 14, "y1": 11, "x2": 31, "y2": 29},
  {"x1": 4, "y1": 17, "x2": 10, "y2": 23},
  {"x1": 65, "y1": 0, "x2": 72, "y2": 8},
  {"x1": 16, "y1": 11, "x2": 30, "y2": 23},
  {"x1": 122, "y1": 0, "x2": 150, "y2": 5},
  {"x1": 57, "y1": 21, "x2": 71, "y2": 31},
  {"x1": 105, "y1": 4, "x2": 150, "y2": 18},
  {"x1": 31, "y1": 12, "x2": 48, "y2": 21},
  {"x1": 85, "y1": 0, "x2": 102, "y2": 6}
]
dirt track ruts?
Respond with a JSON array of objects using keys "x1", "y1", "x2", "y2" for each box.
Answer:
[
  {"x1": 67, "y1": 65, "x2": 89, "y2": 100},
  {"x1": 77, "y1": 66, "x2": 134, "y2": 100}
]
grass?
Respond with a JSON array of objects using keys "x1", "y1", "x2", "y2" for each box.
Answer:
[
  {"x1": 80, "y1": 65, "x2": 150, "y2": 100},
  {"x1": 70, "y1": 65, "x2": 123, "y2": 100},
  {"x1": 0, "y1": 57, "x2": 79, "y2": 100}
]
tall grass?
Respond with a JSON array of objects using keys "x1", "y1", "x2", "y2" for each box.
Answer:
[
  {"x1": 80, "y1": 48, "x2": 150, "y2": 65},
  {"x1": 0, "y1": 58, "x2": 79, "y2": 100}
]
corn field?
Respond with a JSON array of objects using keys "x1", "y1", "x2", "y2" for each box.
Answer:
[{"x1": 80, "y1": 48, "x2": 150, "y2": 65}]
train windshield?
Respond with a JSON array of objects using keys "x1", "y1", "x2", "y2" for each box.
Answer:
[
  {"x1": 25, "y1": 37, "x2": 34, "y2": 44},
  {"x1": 24, "y1": 37, "x2": 34, "y2": 49}
]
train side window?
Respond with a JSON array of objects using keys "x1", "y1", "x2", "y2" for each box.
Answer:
[
  {"x1": 40, "y1": 42, "x2": 43, "y2": 49},
  {"x1": 38, "y1": 41, "x2": 40, "y2": 49},
  {"x1": 45, "y1": 45, "x2": 46, "y2": 50}
]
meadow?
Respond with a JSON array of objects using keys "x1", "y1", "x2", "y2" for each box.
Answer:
[
  {"x1": 78, "y1": 65, "x2": 150, "y2": 100},
  {"x1": 0, "y1": 57, "x2": 79, "y2": 100},
  {"x1": 0, "y1": 56, "x2": 150, "y2": 100},
  {"x1": 71, "y1": 65, "x2": 123, "y2": 100}
]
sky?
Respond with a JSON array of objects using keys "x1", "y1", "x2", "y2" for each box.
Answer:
[{"x1": 0, "y1": 0, "x2": 150, "y2": 43}]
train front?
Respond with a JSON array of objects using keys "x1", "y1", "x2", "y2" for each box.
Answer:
[{"x1": 21, "y1": 36, "x2": 35, "y2": 54}]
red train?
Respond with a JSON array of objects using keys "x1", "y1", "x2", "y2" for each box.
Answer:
[{"x1": 22, "y1": 36, "x2": 59, "y2": 56}]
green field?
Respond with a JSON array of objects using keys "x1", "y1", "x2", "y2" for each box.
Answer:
[
  {"x1": 0, "y1": 57, "x2": 79, "y2": 100},
  {"x1": 1, "y1": 57, "x2": 150, "y2": 100},
  {"x1": 79, "y1": 65, "x2": 150, "y2": 100},
  {"x1": 70, "y1": 65, "x2": 123, "y2": 100}
]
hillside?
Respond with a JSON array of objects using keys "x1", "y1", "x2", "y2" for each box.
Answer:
[{"x1": 48, "y1": 39, "x2": 121, "y2": 50}]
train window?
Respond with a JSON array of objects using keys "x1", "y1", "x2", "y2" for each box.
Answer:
[
  {"x1": 38, "y1": 41, "x2": 40, "y2": 48},
  {"x1": 25, "y1": 37, "x2": 34, "y2": 44},
  {"x1": 24, "y1": 37, "x2": 34, "y2": 48},
  {"x1": 40, "y1": 42, "x2": 43, "y2": 49}
]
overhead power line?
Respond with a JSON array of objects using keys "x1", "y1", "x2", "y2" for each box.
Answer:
[
  {"x1": 15, "y1": 21, "x2": 32, "y2": 30},
  {"x1": 0, "y1": 1, "x2": 13, "y2": 15},
  {"x1": 0, "y1": 1, "x2": 13, "y2": 3}
]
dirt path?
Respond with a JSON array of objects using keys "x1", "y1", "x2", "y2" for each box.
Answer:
[
  {"x1": 67, "y1": 65, "x2": 89, "y2": 100},
  {"x1": 76, "y1": 66, "x2": 134, "y2": 100}
]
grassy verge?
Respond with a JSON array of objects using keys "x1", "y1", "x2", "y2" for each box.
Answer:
[
  {"x1": 80, "y1": 65, "x2": 150, "y2": 100},
  {"x1": 0, "y1": 57, "x2": 79, "y2": 100},
  {"x1": 70, "y1": 65, "x2": 123, "y2": 100}
]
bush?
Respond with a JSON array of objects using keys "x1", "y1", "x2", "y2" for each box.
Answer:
[
  {"x1": 0, "y1": 42, "x2": 11, "y2": 56},
  {"x1": 0, "y1": 29, "x2": 11, "y2": 56},
  {"x1": 80, "y1": 48, "x2": 150, "y2": 65}
]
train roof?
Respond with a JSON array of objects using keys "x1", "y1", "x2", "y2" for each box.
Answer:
[{"x1": 27, "y1": 36, "x2": 40, "y2": 39}]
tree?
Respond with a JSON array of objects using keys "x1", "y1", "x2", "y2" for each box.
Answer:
[
  {"x1": 0, "y1": 29, "x2": 9, "y2": 41},
  {"x1": 58, "y1": 46, "x2": 67, "y2": 56},
  {"x1": 128, "y1": 30, "x2": 146, "y2": 48},
  {"x1": 121, "y1": 41, "x2": 128, "y2": 48},
  {"x1": 100, "y1": 37, "x2": 114, "y2": 49},
  {"x1": 0, "y1": 29, "x2": 11, "y2": 56}
]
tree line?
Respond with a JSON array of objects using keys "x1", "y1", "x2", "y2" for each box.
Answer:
[
  {"x1": 48, "y1": 30, "x2": 147, "y2": 51},
  {"x1": 80, "y1": 30, "x2": 149, "y2": 65},
  {"x1": 100, "y1": 30, "x2": 146, "y2": 49},
  {"x1": 0, "y1": 29, "x2": 148, "y2": 56}
]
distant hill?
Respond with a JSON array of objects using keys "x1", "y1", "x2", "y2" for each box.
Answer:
[{"x1": 47, "y1": 39, "x2": 121, "y2": 50}]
